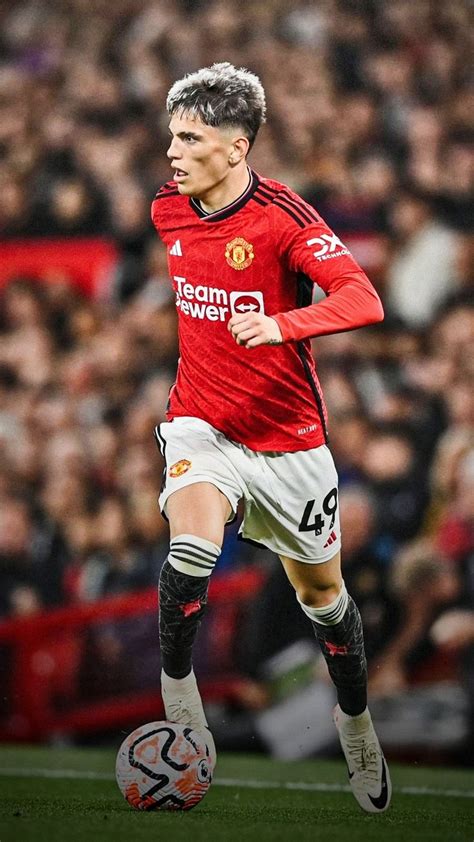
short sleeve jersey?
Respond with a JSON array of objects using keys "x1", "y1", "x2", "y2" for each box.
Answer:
[{"x1": 151, "y1": 169, "x2": 382, "y2": 452}]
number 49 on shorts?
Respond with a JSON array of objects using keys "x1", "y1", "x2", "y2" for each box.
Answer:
[{"x1": 298, "y1": 487, "x2": 338, "y2": 535}]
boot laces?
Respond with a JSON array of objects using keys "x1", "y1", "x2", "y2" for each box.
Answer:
[
  {"x1": 164, "y1": 691, "x2": 205, "y2": 728},
  {"x1": 347, "y1": 737, "x2": 381, "y2": 786},
  {"x1": 167, "y1": 698, "x2": 192, "y2": 723}
]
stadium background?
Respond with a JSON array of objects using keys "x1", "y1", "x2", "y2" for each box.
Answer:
[{"x1": 0, "y1": 0, "x2": 472, "y2": 766}]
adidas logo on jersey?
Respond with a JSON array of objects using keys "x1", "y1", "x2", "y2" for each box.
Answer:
[{"x1": 170, "y1": 239, "x2": 182, "y2": 256}]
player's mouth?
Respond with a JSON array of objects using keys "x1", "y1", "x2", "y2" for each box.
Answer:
[{"x1": 173, "y1": 168, "x2": 188, "y2": 182}]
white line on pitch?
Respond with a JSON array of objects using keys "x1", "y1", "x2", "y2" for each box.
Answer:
[{"x1": 0, "y1": 767, "x2": 473, "y2": 799}]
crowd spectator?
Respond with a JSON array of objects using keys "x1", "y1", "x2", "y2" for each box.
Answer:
[{"x1": 386, "y1": 187, "x2": 462, "y2": 327}]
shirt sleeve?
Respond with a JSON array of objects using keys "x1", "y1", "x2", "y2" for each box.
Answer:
[
  {"x1": 272, "y1": 203, "x2": 384, "y2": 342},
  {"x1": 151, "y1": 181, "x2": 179, "y2": 238}
]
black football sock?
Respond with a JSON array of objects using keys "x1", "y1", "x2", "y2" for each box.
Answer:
[
  {"x1": 158, "y1": 534, "x2": 220, "y2": 679},
  {"x1": 299, "y1": 583, "x2": 368, "y2": 716}
]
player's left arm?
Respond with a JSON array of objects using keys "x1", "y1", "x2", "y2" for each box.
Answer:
[
  {"x1": 228, "y1": 211, "x2": 383, "y2": 348},
  {"x1": 273, "y1": 214, "x2": 384, "y2": 343}
]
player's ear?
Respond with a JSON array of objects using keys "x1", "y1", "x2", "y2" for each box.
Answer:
[{"x1": 229, "y1": 135, "x2": 249, "y2": 165}]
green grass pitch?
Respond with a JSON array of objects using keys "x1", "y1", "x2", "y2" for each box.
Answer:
[{"x1": 0, "y1": 745, "x2": 473, "y2": 842}]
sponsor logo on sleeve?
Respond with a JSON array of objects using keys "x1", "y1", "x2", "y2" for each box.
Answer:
[{"x1": 306, "y1": 233, "x2": 349, "y2": 262}]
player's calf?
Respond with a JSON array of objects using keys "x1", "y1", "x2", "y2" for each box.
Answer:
[
  {"x1": 159, "y1": 533, "x2": 221, "y2": 679},
  {"x1": 298, "y1": 582, "x2": 367, "y2": 715}
]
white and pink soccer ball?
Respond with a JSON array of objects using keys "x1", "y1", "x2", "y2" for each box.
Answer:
[{"x1": 116, "y1": 721, "x2": 215, "y2": 811}]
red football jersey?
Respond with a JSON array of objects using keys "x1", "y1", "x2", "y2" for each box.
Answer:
[{"x1": 151, "y1": 169, "x2": 383, "y2": 452}]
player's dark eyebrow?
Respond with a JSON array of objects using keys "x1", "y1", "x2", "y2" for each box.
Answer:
[{"x1": 168, "y1": 128, "x2": 202, "y2": 140}]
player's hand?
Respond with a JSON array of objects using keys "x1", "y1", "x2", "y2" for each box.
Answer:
[{"x1": 227, "y1": 313, "x2": 283, "y2": 348}]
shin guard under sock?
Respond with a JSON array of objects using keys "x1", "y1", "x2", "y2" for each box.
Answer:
[
  {"x1": 299, "y1": 584, "x2": 368, "y2": 716},
  {"x1": 158, "y1": 534, "x2": 220, "y2": 679}
]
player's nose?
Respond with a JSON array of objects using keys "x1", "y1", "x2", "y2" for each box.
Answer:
[{"x1": 167, "y1": 137, "x2": 181, "y2": 159}]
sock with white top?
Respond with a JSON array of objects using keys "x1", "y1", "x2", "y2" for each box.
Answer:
[
  {"x1": 159, "y1": 534, "x2": 221, "y2": 679},
  {"x1": 298, "y1": 582, "x2": 368, "y2": 716}
]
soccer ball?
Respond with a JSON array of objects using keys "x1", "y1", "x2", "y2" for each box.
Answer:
[{"x1": 116, "y1": 720, "x2": 215, "y2": 811}]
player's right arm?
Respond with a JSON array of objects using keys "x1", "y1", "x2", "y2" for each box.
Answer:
[{"x1": 150, "y1": 181, "x2": 180, "y2": 241}]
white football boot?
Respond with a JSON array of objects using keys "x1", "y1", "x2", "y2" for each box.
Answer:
[
  {"x1": 333, "y1": 704, "x2": 392, "y2": 813},
  {"x1": 161, "y1": 669, "x2": 217, "y2": 770}
]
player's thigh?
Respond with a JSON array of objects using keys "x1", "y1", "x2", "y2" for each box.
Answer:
[
  {"x1": 279, "y1": 549, "x2": 342, "y2": 607},
  {"x1": 166, "y1": 481, "x2": 232, "y2": 545},
  {"x1": 241, "y1": 444, "x2": 341, "y2": 563},
  {"x1": 156, "y1": 417, "x2": 242, "y2": 546}
]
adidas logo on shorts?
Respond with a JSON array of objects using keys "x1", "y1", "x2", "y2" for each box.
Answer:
[{"x1": 324, "y1": 530, "x2": 337, "y2": 548}]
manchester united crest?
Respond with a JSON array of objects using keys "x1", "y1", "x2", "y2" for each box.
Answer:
[
  {"x1": 169, "y1": 459, "x2": 192, "y2": 478},
  {"x1": 225, "y1": 237, "x2": 254, "y2": 270}
]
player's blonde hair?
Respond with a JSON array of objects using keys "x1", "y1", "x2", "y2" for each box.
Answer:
[{"x1": 166, "y1": 62, "x2": 266, "y2": 149}]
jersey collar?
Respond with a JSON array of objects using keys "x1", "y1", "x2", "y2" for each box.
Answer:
[{"x1": 189, "y1": 168, "x2": 260, "y2": 223}]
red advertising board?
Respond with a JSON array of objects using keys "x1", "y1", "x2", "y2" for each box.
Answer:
[{"x1": 0, "y1": 238, "x2": 119, "y2": 297}]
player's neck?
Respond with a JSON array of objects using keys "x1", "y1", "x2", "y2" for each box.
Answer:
[{"x1": 198, "y1": 165, "x2": 251, "y2": 214}]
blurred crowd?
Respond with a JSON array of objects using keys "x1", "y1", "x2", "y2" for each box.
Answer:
[{"x1": 0, "y1": 0, "x2": 472, "y2": 744}]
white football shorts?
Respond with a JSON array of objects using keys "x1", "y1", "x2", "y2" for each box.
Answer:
[{"x1": 156, "y1": 416, "x2": 341, "y2": 564}]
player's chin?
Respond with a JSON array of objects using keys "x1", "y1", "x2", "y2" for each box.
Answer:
[{"x1": 176, "y1": 180, "x2": 195, "y2": 195}]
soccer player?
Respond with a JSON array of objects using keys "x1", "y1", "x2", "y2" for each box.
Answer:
[{"x1": 151, "y1": 62, "x2": 391, "y2": 813}]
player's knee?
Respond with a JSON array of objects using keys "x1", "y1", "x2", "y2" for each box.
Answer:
[{"x1": 296, "y1": 580, "x2": 342, "y2": 609}]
